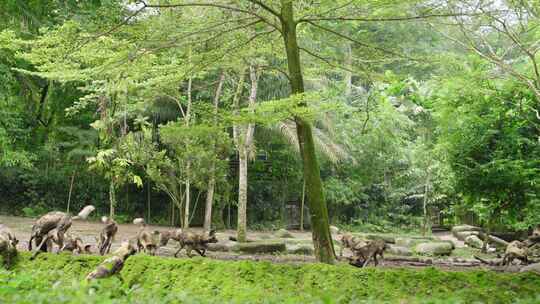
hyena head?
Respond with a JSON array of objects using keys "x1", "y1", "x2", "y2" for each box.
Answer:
[
  {"x1": 205, "y1": 229, "x2": 218, "y2": 244},
  {"x1": 159, "y1": 230, "x2": 173, "y2": 246}
]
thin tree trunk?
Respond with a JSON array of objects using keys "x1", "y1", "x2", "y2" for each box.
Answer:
[
  {"x1": 300, "y1": 179, "x2": 305, "y2": 231},
  {"x1": 344, "y1": 43, "x2": 353, "y2": 97},
  {"x1": 184, "y1": 179, "x2": 190, "y2": 229},
  {"x1": 236, "y1": 66, "x2": 258, "y2": 242},
  {"x1": 204, "y1": 72, "x2": 225, "y2": 231},
  {"x1": 280, "y1": 1, "x2": 335, "y2": 263},
  {"x1": 67, "y1": 170, "x2": 76, "y2": 213},
  {"x1": 184, "y1": 76, "x2": 193, "y2": 229},
  {"x1": 237, "y1": 148, "x2": 248, "y2": 242},
  {"x1": 147, "y1": 180, "x2": 151, "y2": 222},
  {"x1": 422, "y1": 171, "x2": 430, "y2": 236},
  {"x1": 109, "y1": 179, "x2": 116, "y2": 219}
]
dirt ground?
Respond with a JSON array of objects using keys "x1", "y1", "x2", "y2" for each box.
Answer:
[{"x1": 0, "y1": 215, "x2": 519, "y2": 271}]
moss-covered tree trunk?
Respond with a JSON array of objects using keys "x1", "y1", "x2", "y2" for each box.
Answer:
[{"x1": 280, "y1": 0, "x2": 335, "y2": 264}]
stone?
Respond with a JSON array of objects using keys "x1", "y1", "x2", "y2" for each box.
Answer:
[
  {"x1": 330, "y1": 226, "x2": 340, "y2": 234},
  {"x1": 414, "y1": 242, "x2": 453, "y2": 256},
  {"x1": 287, "y1": 244, "x2": 314, "y2": 255},
  {"x1": 520, "y1": 263, "x2": 540, "y2": 275},
  {"x1": 207, "y1": 242, "x2": 235, "y2": 252},
  {"x1": 275, "y1": 229, "x2": 294, "y2": 239},
  {"x1": 454, "y1": 231, "x2": 480, "y2": 241},
  {"x1": 387, "y1": 245, "x2": 412, "y2": 256},
  {"x1": 233, "y1": 241, "x2": 286, "y2": 254},
  {"x1": 452, "y1": 225, "x2": 482, "y2": 239},
  {"x1": 395, "y1": 237, "x2": 434, "y2": 248},
  {"x1": 465, "y1": 235, "x2": 484, "y2": 249},
  {"x1": 364, "y1": 234, "x2": 395, "y2": 244}
]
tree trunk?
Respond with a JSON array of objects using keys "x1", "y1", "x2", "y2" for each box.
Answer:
[
  {"x1": 344, "y1": 43, "x2": 353, "y2": 97},
  {"x1": 237, "y1": 148, "x2": 248, "y2": 242},
  {"x1": 236, "y1": 66, "x2": 258, "y2": 242},
  {"x1": 280, "y1": 1, "x2": 335, "y2": 263},
  {"x1": 300, "y1": 179, "x2": 305, "y2": 231},
  {"x1": 109, "y1": 179, "x2": 116, "y2": 219},
  {"x1": 147, "y1": 180, "x2": 151, "y2": 222},
  {"x1": 204, "y1": 72, "x2": 225, "y2": 231},
  {"x1": 67, "y1": 170, "x2": 76, "y2": 213},
  {"x1": 184, "y1": 178, "x2": 190, "y2": 229},
  {"x1": 422, "y1": 171, "x2": 431, "y2": 236}
]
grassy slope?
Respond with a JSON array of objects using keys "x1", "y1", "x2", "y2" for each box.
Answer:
[{"x1": 0, "y1": 253, "x2": 539, "y2": 303}]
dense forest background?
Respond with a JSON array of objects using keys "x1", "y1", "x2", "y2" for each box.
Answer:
[{"x1": 0, "y1": 0, "x2": 538, "y2": 234}]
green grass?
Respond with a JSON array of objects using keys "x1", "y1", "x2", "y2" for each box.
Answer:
[{"x1": 1, "y1": 252, "x2": 539, "y2": 303}]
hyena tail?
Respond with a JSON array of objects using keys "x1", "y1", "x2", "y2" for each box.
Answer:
[{"x1": 72, "y1": 205, "x2": 95, "y2": 220}]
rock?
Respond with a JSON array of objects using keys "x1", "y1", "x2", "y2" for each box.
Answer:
[
  {"x1": 364, "y1": 234, "x2": 395, "y2": 244},
  {"x1": 440, "y1": 239, "x2": 456, "y2": 250},
  {"x1": 330, "y1": 226, "x2": 340, "y2": 234},
  {"x1": 395, "y1": 237, "x2": 434, "y2": 248},
  {"x1": 275, "y1": 229, "x2": 294, "y2": 239},
  {"x1": 452, "y1": 225, "x2": 482, "y2": 238},
  {"x1": 452, "y1": 225, "x2": 482, "y2": 233},
  {"x1": 233, "y1": 241, "x2": 286, "y2": 254},
  {"x1": 287, "y1": 244, "x2": 314, "y2": 255},
  {"x1": 454, "y1": 231, "x2": 480, "y2": 241},
  {"x1": 414, "y1": 242, "x2": 453, "y2": 256},
  {"x1": 520, "y1": 263, "x2": 540, "y2": 275},
  {"x1": 387, "y1": 245, "x2": 412, "y2": 256},
  {"x1": 465, "y1": 235, "x2": 484, "y2": 249},
  {"x1": 207, "y1": 242, "x2": 235, "y2": 252}
]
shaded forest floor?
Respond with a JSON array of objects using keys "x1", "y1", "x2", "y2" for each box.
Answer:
[{"x1": 0, "y1": 215, "x2": 521, "y2": 272}]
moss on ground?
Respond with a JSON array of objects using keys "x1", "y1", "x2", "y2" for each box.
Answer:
[{"x1": 0, "y1": 252, "x2": 539, "y2": 303}]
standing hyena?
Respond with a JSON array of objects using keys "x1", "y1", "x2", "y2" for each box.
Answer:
[
  {"x1": 29, "y1": 205, "x2": 95, "y2": 258},
  {"x1": 133, "y1": 218, "x2": 161, "y2": 255},
  {"x1": 0, "y1": 224, "x2": 18, "y2": 267},
  {"x1": 97, "y1": 217, "x2": 118, "y2": 255}
]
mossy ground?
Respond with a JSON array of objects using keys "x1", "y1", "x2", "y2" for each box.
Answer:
[{"x1": 1, "y1": 252, "x2": 539, "y2": 303}]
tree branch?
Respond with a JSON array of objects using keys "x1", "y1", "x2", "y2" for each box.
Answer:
[
  {"x1": 298, "y1": 12, "x2": 491, "y2": 23},
  {"x1": 304, "y1": 20, "x2": 418, "y2": 61},
  {"x1": 142, "y1": 1, "x2": 281, "y2": 33}
]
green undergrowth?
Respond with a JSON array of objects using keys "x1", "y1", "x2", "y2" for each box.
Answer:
[{"x1": 1, "y1": 252, "x2": 539, "y2": 303}]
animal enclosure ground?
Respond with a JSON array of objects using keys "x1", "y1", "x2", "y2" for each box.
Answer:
[
  {"x1": 0, "y1": 215, "x2": 526, "y2": 269},
  {"x1": 1, "y1": 253, "x2": 540, "y2": 303}
]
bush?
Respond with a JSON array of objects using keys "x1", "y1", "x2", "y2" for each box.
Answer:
[{"x1": 1, "y1": 252, "x2": 540, "y2": 303}]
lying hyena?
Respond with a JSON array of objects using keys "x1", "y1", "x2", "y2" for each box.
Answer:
[
  {"x1": 0, "y1": 224, "x2": 18, "y2": 267},
  {"x1": 502, "y1": 240, "x2": 529, "y2": 266}
]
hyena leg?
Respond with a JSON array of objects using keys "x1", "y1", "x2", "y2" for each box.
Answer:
[
  {"x1": 186, "y1": 246, "x2": 194, "y2": 258},
  {"x1": 174, "y1": 244, "x2": 185, "y2": 258},
  {"x1": 106, "y1": 238, "x2": 113, "y2": 254},
  {"x1": 194, "y1": 248, "x2": 205, "y2": 257}
]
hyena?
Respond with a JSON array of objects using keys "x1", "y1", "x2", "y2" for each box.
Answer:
[
  {"x1": 0, "y1": 225, "x2": 18, "y2": 267},
  {"x1": 29, "y1": 206, "x2": 94, "y2": 256},
  {"x1": 62, "y1": 233, "x2": 92, "y2": 254},
  {"x1": 172, "y1": 229, "x2": 218, "y2": 258},
  {"x1": 97, "y1": 217, "x2": 118, "y2": 255},
  {"x1": 86, "y1": 239, "x2": 138, "y2": 280},
  {"x1": 134, "y1": 218, "x2": 160, "y2": 255},
  {"x1": 502, "y1": 240, "x2": 529, "y2": 266},
  {"x1": 349, "y1": 239, "x2": 387, "y2": 267},
  {"x1": 337, "y1": 232, "x2": 368, "y2": 257}
]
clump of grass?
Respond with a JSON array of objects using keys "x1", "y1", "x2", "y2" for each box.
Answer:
[{"x1": 1, "y1": 252, "x2": 539, "y2": 303}]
